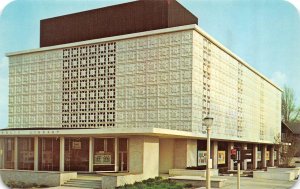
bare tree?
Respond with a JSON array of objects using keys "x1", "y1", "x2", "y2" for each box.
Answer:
[
  {"x1": 274, "y1": 132, "x2": 299, "y2": 167},
  {"x1": 282, "y1": 85, "x2": 300, "y2": 123}
]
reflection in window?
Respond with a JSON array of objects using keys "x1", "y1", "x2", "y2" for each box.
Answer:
[
  {"x1": 38, "y1": 138, "x2": 60, "y2": 171},
  {"x1": 4, "y1": 138, "x2": 15, "y2": 169},
  {"x1": 94, "y1": 138, "x2": 115, "y2": 171},
  {"x1": 118, "y1": 138, "x2": 128, "y2": 172},
  {"x1": 18, "y1": 137, "x2": 34, "y2": 170},
  {"x1": 65, "y1": 138, "x2": 89, "y2": 171}
]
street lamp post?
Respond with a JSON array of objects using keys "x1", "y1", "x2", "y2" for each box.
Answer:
[{"x1": 203, "y1": 115, "x2": 214, "y2": 189}]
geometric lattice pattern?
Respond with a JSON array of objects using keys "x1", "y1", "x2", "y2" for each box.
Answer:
[
  {"x1": 193, "y1": 31, "x2": 281, "y2": 142},
  {"x1": 62, "y1": 43, "x2": 116, "y2": 128},
  {"x1": 8, "y1": 26, "x2": 281, "y2": 143},
  {"x1": 115, "y1": 31, "x2": 194, "y2": 131},
  {"x1": 201, "y1": 38, "x2": 212, "y2": 132},
  {"x1": 8, "y1": 50, "x2": 62, "y2": 128}
]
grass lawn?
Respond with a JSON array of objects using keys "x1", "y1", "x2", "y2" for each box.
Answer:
[{"x1": 116, "y1": 177, "x2": 193, "y2": 189}]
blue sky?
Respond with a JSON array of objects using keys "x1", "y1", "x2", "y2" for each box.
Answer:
[{"x1": 0, "y1": 0, "x2": 299, "y2": 128}]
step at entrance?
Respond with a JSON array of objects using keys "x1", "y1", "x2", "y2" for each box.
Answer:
[{"x1": 62, "y1": 178, "x2": 102, "y2": 189}]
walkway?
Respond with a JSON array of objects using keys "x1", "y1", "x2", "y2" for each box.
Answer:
[{"x1": 197, "y1": 176, "x2": 297, "y2": 189}]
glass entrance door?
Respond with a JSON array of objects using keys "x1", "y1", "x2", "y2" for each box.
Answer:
[
  {"x1": 93, "y1": 138, "x2": 115, "y2": 171},
  {"x1": 64, "y1": 137, "x2": 89, "y2": 171},
  {"x1": 92, "y1": 137, "x2": 128, "y2": 172},
  {"x1": 118, "y1": 138, "x2": 128, "y2": 172}
]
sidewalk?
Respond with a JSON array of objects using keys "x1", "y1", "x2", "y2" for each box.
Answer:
[{"x1": 195, "y1": 176, "x2": 296, "y2": 189}]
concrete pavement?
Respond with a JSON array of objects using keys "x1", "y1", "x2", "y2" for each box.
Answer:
[
  {"x1": 48, "y1": 175, "x2": 298, "y2": 189},
  {"x1": 197, "y1": 176, "x2": 297, "y2": 189}
]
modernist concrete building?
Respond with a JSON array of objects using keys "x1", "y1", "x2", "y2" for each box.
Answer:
[{"x1": 0, "y1": 0, "x2": 281, "y2": 183}]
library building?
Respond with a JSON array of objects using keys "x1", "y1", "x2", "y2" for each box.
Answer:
[{"x1": 0, "y1": 0, "x2": 282, "y2": 187}]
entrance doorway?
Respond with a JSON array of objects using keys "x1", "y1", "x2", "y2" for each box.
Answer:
[
  {"x1": 64, "y1": 137, "x2": 89, "y2": 171},
  {"x1": 118, "y1": 138, "x2": 128, "y2": 172},
  {"x1": 93, "y1": 138, "x2": 128, "y2": 172}
]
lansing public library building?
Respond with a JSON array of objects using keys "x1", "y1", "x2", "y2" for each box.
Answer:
[{"x1": 0, "y1": 0, "x2": 281, "y2": 182}]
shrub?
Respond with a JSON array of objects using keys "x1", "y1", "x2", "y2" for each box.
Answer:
[
  {"x1": 278, "y1": 164, "x2": 296, "y2": 168},
  {"x1": 184, "y1": 183, "x2": 193, "y2": 188},
  {"x1": 119, "y1": 177, "x2": 185, "y2": 189}
]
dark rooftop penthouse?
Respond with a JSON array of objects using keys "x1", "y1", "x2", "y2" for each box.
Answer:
[{"x1": 40, "y1": 0, "x2": 198, "y2": 47}]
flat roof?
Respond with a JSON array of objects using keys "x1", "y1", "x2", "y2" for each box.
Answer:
[{"x1": 6, "y1": 24, "x2": 282, "y2": 92}]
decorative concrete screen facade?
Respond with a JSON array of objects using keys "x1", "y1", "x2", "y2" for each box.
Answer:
[
  {"x1": 7, "y1": 25, "x2": 281, "y2": 144},
  {"x1": 9, "y1": 50, "x2": 63, "y2": 128}
]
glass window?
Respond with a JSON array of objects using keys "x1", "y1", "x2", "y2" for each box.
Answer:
[
  {"x1": 38, "y1": 138, "x2": 60, "y2": 171},
  {"x1": 18, "y1": 137, "x2": 34, "y2": 170},
  {"x1": 4, "y1": 138, "x2": 15, "y2": 169},
  {"x1": 64, "y1": 138, "x2": 89, "y2": 171},
  {"x1": 94, "y1": 138, "x2": 115, "y2": 171},
  {"x1": 118, "y1": 138, "x2": 128, "y2": 172}
]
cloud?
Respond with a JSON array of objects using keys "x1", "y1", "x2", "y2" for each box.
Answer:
[
  {"x1": 270, "y1": 71, "x2": 287, "y2": 88},
  {"x1": 0, "y1": 0, "x2": 14, "y2": 16}
]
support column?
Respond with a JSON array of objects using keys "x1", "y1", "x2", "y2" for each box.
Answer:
[
  {"x1": 253, "y1": 144, "x2": 258, "y2": 170},
  {"x1": 261, "y1": 145, "x2": 267, "y2": 168},
  {"x1": 14, "y1": 137, "x2": 18, "y2": 170},
  {"x1": 114, "y1": 138, "x2": 119, "y2": 172},
  {"x1": 89, "y1": 137, "x2": 94, "y2": 172},
  {"x1": 227, "y1": 142, "x2": 234, "y2": 171},
  {"x1": 34, "y1": 136, "x2": 39, "y2": 171},
  {"x1": 60, "y1": 137, "x2": 65, "y2": 172},
  {"x1": 211, "y1": 141, "x2": 218, "y2": 169},
  {"x1": 242, "y1": 144, "x2": 247, "y2": 170},
  {"x1": 270, "y1": 145, "x2": 275, "y2": 167}
]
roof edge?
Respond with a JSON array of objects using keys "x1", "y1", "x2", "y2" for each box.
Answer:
[{"x1": 6, "y1": 24, "x2": 282, "y2": 92}]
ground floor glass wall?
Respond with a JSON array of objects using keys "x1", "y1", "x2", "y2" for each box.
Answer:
[
  {"x1": 18, "y1": 137, "x2": 34, "y2": 170},
  {"x1": 93, "y1": 138, "x2": 128, "y2": 172},
  {"x1": 93, "y1": 138, "x2": 115, "y2": 171},
  {"x1": 118, "y1": 138, "x2": 128, "y2": 172},
  {"x1": 4, "y1": 138, "x2": 14, "y2": 169},
  {"x1": 38, "y1": 137, "x2": 60, "y2": 171},
  {"x1": 65, "y1": 137, "x2": 89, "y2": 171},
  {"x1": 1, "y1": 136, "x2": 129, "y2": 172}
]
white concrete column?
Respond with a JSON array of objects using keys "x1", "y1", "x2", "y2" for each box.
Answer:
[
  {"x1": 14, "y1": 137, "x2": 18, "y2": 170},
  {"x1": 253, "y1": 144, "x2": 258, "y2": 169},
  {"x1": 227, "y1": 142, "x2": 234, "y2": 171},
  {"x1": 89, "y1": 137, "x2": 94, "y2": 172},
  {"x1": 211, "y1": 141, "x2": 218, "y2": 169},
  {"x1": 34, "y1": 136, "x2": 39, "y2": 171},
  {"x1": 270, "y1": 145, "x2": 275, "y2": 167},
  {"x1": 242, "y1": 144, "x2": 247, "y2": 170},
  {"x1": 60, "y1": 137, "x2": 65, "y2": 172},
  {"x1": 261, "y1": 145, "x2": 267, "y2": 168},
  {"x1": 114, "y1": 138, "x2": 119, "y2": 172}
]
